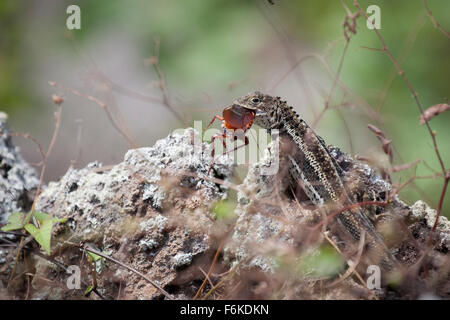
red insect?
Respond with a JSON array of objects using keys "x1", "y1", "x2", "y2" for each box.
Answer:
[{"x1": 204, "y1": 104, "x2": 256, "y2": 175}]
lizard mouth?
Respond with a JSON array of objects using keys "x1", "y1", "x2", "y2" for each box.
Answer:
[
  {"x1": 233, "y1": 103, "x2": 266, "y2": 116},
  {"x1": 234, "y1": 103, "x2": 256, "y2": 110},
  {"x1": 228, "y1": 103, "x2": 267, "y2": 122}
]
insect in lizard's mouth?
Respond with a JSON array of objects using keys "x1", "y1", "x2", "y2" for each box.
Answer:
[{"x1": 222, "y1": 104, "x2": 256, "y2": 131}]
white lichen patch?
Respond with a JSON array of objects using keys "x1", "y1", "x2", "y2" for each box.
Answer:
[
  {"x1": 410, "y1": 200, "x2": 450, "y2": 247},
  {"x1": 139, "y1": 238, "x2": 160, "y2": 251},
  {"x1": 172, "y1": 253, "x2": 193, "y2": 269},
  {"x1": 140, "y1": 215, "x2": 168, "y2": 233},
  {"x1": 37, "y1": 128, "x2": 234, "y2": 223},
  {"x1": 0, "y1": 114, "x2": 39, "y2": 223}
]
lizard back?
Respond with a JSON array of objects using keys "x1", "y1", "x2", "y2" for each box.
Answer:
[{"x1": 231, "y1": 91, "x2": 398, "y2": 269}]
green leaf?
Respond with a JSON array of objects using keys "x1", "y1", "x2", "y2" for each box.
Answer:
[
  {"x1": 32, "y1": 211, "x2": 66, "y2": 224},
  {"x1": 32, "y1": 211, "x2": 49, "y2": 224},
  {"x1": 24, "y1": 218, "x2": 54, "y2": 255},
  {"x1": 1, "y1": 212, "x2": 26, "y2": 231},
  {"x1": 87, "y1": 251, "x2": 103, "y2": 262},
  {"x1": 22, "y1": 211, "x2": 32, "y2": 225},
  {"x1": 85, "y1": 285, "x2": 93, "y2": 295},
  {"x1": 24, "y1": 211, "x2": 67, "y2": 255},
  {"x1": 24, "y1": 223, "x2": 39, "y2": 239},
  {"x1": 21, "y1": 211, "x2": 66, "y2": 255}
]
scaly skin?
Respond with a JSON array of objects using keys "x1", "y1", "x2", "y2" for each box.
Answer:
[{"x1": 228, "y1": 91, "x2": 398, "y2": 270}]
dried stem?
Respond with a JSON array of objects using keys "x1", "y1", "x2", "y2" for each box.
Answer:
[
  {"x1": 8, "y1": 99, "x2": 63, "y2": 287},
  {"x1": 257, "y1": 1, "x2": 317, "y2": 117},
  {"x1": 83, "y1": 244, "x2": 174, "y2": 300},
  {"x1": 324, "y1": 231, "x2": 378, "y2": 300},
  {"x1": 6, "y1": 132, "x2": 45, "y2": 161},
  {"x1": 193, "y1": 236, "x2": 227, "y2": 300},
  {"x1": 353, "y1": 1, "x2": 445, "y2": 174},
  {"x1": 423, "y1": 0, "x2": 450, "y2": 38},
  {"x1": 150, "y1": 38, "x2": 187, "y2": 126},
  {"x1": 353, "y1": 0, "x2": 449, "y2": 253},
  {"x1": 49, "y1": 81, "x2": 138, "y2": 148},
  {"x1": 312, "y1": 2, "x2": 360, "y2": 129}
]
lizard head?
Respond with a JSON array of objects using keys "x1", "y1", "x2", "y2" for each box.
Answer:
[{"x1": 230, "y1": 91, "x2": 280, "y2": 129}]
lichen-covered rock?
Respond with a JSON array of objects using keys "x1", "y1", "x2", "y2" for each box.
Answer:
[
  {"x1": 2, "y1": 115, "x2": 449, "y2": 300},
  {"x1": 30, "y1": 128, "x2": 234, "y2": 299},
  {"x1": 408, "y1": 200, "x2": 450, "y2": 249},
  {"x1": 0, "y1": 112, "x2": 39, "y2": 223},
  {"x1": 224, "y1": 141, "x2": 304, "y2": 272},
  {"x1": 224, "y1": 140, "x2": 450, "y2": 299}
]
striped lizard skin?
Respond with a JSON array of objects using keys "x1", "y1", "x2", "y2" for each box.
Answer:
[{"x1": 229, "y1": 91, "x2": 398, "y2": 270}]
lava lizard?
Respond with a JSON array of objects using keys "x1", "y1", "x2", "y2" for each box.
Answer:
[{"x1": 227, "y1": 91, "x2": 398, "y2": 270}]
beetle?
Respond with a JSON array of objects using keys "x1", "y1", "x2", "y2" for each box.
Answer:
[{"x1": 204, "y1": 104, "x2": 257, "y2": 175}]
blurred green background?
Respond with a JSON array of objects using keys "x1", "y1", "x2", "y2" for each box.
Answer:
[{"x1": 0, "y1": 0, "x2": 449, "y2": 215}]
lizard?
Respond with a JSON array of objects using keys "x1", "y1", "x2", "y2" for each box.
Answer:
[{"x1": 222, "y1": 91, "x2": 399, "y2": 271}]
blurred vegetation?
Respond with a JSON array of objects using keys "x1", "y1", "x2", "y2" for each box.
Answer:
[{"x1": 0, "y1": 0, "x2": 449, "y2": 215}]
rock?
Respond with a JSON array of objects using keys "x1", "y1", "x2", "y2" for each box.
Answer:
[
  {"x1": 224, "y1": 141, "x2": 303, "y2": 273},
  {"x1": 30, "y1": 128, "x2": 234, "y2": 299},
  {"x1": 2, "y1": 116, "x2": 449, "y2": 300},
  {"x1": 409, "y1": 200, "x2": 450, "y2": 249},
  {"x1": 223, "y1": 141, "x2": 450, "y2": 299},
  {"x1": 0, "y1": 112, "x2": 39, "y2": 223}
]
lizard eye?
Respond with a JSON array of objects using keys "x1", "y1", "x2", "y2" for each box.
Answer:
[{"x1": 251, "y1": 98, "x2": 261, "y2": 104}]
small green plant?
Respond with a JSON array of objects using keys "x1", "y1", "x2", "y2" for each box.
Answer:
[
  {"x1": 212, "y1": 200, "x2": 237, "y2": 220},
  {"x1": 297, "y1": 245, "x2": 346, "y2": 278},
  {"x1": 84, "y1": 249, "x2": 107, "y2": 296},
  {"x1": 1, "y1": 211, "x2": 66, "y2": 255}
]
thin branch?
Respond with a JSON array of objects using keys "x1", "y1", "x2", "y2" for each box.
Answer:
[
  {"x1": 374, "y1": 12, "x2": 426, "y2": 115},
  {"x1": 83, "y1": 244, "x2": 174, "y2": 300},
  {"x1": 433, "y1": 173, "x2": 450, "y2": 232},
  {"x1": 268, "y1": 53, "x2": 318, "y2": 92},
  {"x1": 193, "y1": 237, "x2": 226, "y2": 300},
  {"x1": 148, "y1": 38, "x2": 187, "y2": 126},
  {"x1": 8, "y1": 99, "x2": 63, "y2": 286},
  {"x1": 313, "y1": 40, "x2": 350, "y2": 129},
  {"x1": 256, "y1": 0, "x2": 317, "y2": 115},
  {"x1": 0, "y1": 237, "x2": 108, "y2": 300},
  {"x1": 312, "y1": 2, "x2": 359, "y2": 129},
  {"x1": 48, "y1": 81, "x2": 138, "y2": 148},
  {"x1": 70, "y1": 119, "x2": 83, "y2": 167},
  {"x1": 353, "y1": 0, "x2": 448, "y2": 248},
  {"x1": 324, "y1": 231, "x2": 378, "y2": 300},
  {"x1": 67, "y1": 34, "x2": 183, "y2": 114},
  {"x1": 6, "y1": 132, "x2": 45, "y2": 161},
  {"x1": 200, "y1": 262, "x2": 240, "y2": 300},
  {"x1": 353, "y1": 1, "x2": 445, "y2": 174},
  {"x1": 423, "y1": 0, "x2": 450, "y2": 38},
  {"x1": 273, "y1": 51, "x2": 381, "y2": 122},
  {"x1": 198, "y1": 267, "x2": 215, "y2": 288}
]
